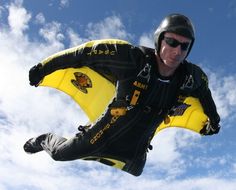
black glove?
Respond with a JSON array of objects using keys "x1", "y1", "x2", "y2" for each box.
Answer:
[
  {"x1": 200, "y1": 119, "x2": 221, "y2": 136},
  {"x1": 29, "y1": 63, "x2": 44, "y2": 86}
]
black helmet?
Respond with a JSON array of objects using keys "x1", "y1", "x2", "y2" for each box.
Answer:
[{"x1": 154, "y1": 13, "x2": 195, "y2": 57}]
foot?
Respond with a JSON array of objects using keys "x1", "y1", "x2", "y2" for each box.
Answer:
[{"x1": 23, "y1": 137, "x2": 43, "y2": 154}]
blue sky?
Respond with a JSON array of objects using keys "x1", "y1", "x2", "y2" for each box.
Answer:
[{"x1": 0, "y1": 0, "x2": 236, "y2": 190}]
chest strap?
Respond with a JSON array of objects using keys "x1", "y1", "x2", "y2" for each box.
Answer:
[{"x1": 110, "y1": 49, "x2": 153, "y2": 116}]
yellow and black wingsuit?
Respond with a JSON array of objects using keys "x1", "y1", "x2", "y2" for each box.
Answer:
[{"x1": 36, "y1": 39, "x2": 210, "y2": 174}]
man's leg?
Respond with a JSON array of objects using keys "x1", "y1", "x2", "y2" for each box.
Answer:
[{"x1": 23, "y1": 132, "x2": 99, "y2": 161}]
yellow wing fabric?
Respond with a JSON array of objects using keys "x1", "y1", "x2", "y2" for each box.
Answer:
[
  {"x1": 155, "y1": 97, "x2": 208, "y2": 135},
  {"x1": 40, "y1": 67, "x2": 116, "y2": 123}
]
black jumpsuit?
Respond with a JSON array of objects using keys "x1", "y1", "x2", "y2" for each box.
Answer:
[{"x1": 34, "y1": 39, "x2": 220, "y2": 176}]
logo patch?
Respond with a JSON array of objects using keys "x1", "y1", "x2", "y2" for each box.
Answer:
[
  {"x1": 169, "y1": 103, "x2": 190, "y2": 116},
  {"x1": 181, "y1": 75, "x2": 194, "y2": 89},
  {"x1": 71, "y1": 72, "x2": 92, "y2": 93}
]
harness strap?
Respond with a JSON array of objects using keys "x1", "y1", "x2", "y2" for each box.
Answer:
[{"x1": 130, "y1": 62, "x2": 151, "y2": 106}]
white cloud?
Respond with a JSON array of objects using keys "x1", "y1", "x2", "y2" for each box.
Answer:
[
  {"x1": 67, "y1": 28, "x2": 88, "y2": 47},
  {"x1": 48, "y1": 0, "x2": 69, "y2": 9},
  {"x1": 7, "y1": 1, "x2": 31, "y2": 36},
  {"x1": 0, "y1": 5, "x2": 4, "y2": 18},
  {"x1": 139, "y1": 32, "x2": 155, "y2": 48},
  {"x1": 39, "y1": 21, "x2": 64, "y2": 45},
  {"x1": 222, "y1": 76, "x2": 236, "y2": 106},
  {"x1": 35, "y1": 12, "x2": 46, "y2": 25},
  {"x1": 208, "y1": 71, "x2": 236, "y2": 121},
  {"x1": 68, "y1": 15, "x2": 134, "y2": 46},
  {"x1": 233, "y1": 163, "x2": 236, "y2": 173},
  {"x1": 146, "y1": 128, "x2": 201, "y2": 178},
  {"x1": 86, "y1": 15, "x2": 133, "y2": 40},
  {"x1": 60, "y1": 0, "x2": 70, "y2": 8}
]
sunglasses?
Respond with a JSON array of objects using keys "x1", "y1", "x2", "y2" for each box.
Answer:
[{"x1": 163, "y1": 37, "x2": 191, "y2": 51}]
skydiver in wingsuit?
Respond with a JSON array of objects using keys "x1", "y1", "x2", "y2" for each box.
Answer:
[{"x1": 23, "y1": 13, "x2": 220, "y2": 176}]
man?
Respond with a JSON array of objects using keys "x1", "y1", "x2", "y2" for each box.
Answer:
[{"x1": 24, "y1": 13, "x2": 220, "y2": 176}]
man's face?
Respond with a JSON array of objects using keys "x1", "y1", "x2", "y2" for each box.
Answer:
[{"x1": 159, "y1": 32, "x2": 192, "y2": 70}]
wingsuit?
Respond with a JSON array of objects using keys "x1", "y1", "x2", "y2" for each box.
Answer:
[{"x1": 24, "y1": 14, "x2": 220, "y2": 176}]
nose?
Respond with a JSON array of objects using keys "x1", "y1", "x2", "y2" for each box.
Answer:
[{"x1": 173, "y1": 45, "x2": 182, "y2": 55}]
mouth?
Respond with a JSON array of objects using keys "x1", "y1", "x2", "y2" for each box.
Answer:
[
  {"x1": 173, "y1": 54, "x2": 184, "y2": 61},
  {"x1": 168, "y1": 57, "x2": 180, "y2": 63}
]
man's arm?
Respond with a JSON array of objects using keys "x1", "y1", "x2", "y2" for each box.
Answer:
[
  {"x1": 29, "y1": 39, "x2": 140, "y2": 86},
  {"x1": 180, "y1": 63, "x2": 220, "y2": 135},
  {"x1": 193, "y1": 66, "x2": 221, "y2": 135}
]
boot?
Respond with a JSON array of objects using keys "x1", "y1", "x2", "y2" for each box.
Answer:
[{"x1": 23, "y1": 135, "x2": 45, "y2": 154}]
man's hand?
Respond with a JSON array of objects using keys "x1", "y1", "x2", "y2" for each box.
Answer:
[
  {"x1": 200, "y1": 119, "x2": 221, "y2": 136},
  {"x1": 29, "y1": 63, "x2": 44, "y2": 87}
]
